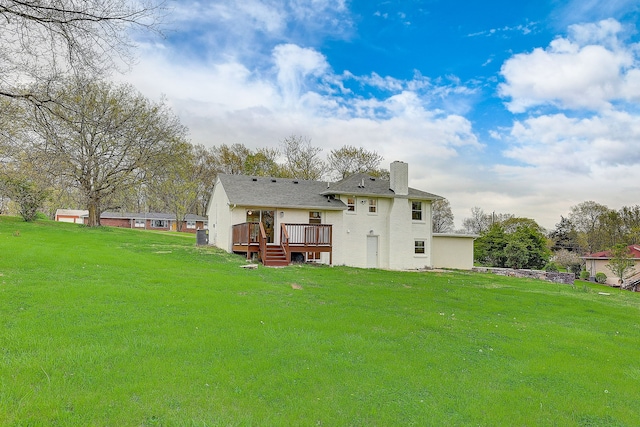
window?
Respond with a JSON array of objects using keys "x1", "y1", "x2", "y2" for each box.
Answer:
[
  {"x1": 134, "y1": 219, "x2": 145, "y2": 228},
  {"x1": 309, "y1": 211, "x2": 321, "y2": 224},
  {"x1": 203, "y1": 221, "x2": 209, "y2": 229},
  {"x1": 152, "y1": 219, "x2": 167, "y2": 228},
  {"x1": 347, "y1": 197, "x2": 356, "y2": 212},
  {"x1": 412, "y1": 201, "x2": 422, "y2": 221},
  {"x1": 186, "y1": 220, "x2": 196, "y2": 229},
  {"x1": 415, "y1": 240, "x2": 425, "y2": 254},
  {"x1": 368, "y1": 199, "x2": 377, "y2": 213}
]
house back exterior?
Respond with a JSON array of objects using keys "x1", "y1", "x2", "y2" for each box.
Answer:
[{"x1": 207, "y1": 161, "x2": 475, "y2": 270}]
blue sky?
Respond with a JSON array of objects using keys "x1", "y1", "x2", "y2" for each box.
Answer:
[{"x1": 123, "y1": 0, "x2": 640, "y2": 229}]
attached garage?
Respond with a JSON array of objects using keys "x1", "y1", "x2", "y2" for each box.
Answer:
[{"x1": 431, "y1": 233, "x2": 477, "y2": 270}]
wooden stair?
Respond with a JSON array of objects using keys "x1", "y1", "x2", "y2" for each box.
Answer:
[{"x1": 261, "y1": 244, "x2": 289, "y2": 267}]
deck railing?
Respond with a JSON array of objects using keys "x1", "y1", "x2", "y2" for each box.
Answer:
[
  {"x1": 281, "y1": 224, "x2": 291, "y2": 263},
  {"x1": 232, "y1": 222, "x2": 259, "y2": 245},
  {"x1": 258, "y1": 222, "x2": 267, "y2": 262},
  {"x1": 283, "y1": 223, "x2": 332, "y2": 246}
]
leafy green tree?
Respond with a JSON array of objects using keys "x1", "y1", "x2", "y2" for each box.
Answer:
[
  {"x1": 509, "y1": 222, "x2": 550, "y2": 269},
  {"x1": 549, "y1": 216, "x2": 580, "y2": 252},
  {"x1": 327, "y1": 145, "x2": 384, "y2": 179},
  {"x1": 211, "y1": 144, "x2": 252, "y2": 175},
  {"x1": 0, "y1": 175, "x2": 49, "y2": 222},
  {"x1": 474, "y1": 224, "x2": 507, "y2": 267},
  {"x1": 619, "y1": 205, "x2": 640, "y2": 245},
  {"x1": 504, "y1": 240, "x2": 530, "y2": 269},
  {"x1": 244, "y1": 148, "x2": 282, "y2": 177},
  {"x1": 26, "y1": 78, "x2": 187, "y2": 227},
  {"x1": 475, "y1": 218, "x2": 550, "y2": 269},
  {"x1": 568, "y1": 201, "x2": 611, "y2": 253},
  {"x1": 605, "y1": 244, "x2": 637, "y2": 289}
]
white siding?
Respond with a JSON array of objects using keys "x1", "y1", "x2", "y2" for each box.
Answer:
[
  {"x1": 207, "y1": 178, "x2": 232, "y2": 250},
  {"x1": 432, "y1": 235, "x2": 475, "y2": 270},
  {"x1": 207, "y1": 179, "x2": 473, "y2": 271}
]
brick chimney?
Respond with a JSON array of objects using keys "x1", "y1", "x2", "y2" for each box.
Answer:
[{"x1": 389, "y1": 161, "x2": 408, "y2": 195}]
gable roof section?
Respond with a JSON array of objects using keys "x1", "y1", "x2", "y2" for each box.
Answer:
[
  {"x1": 322, "y1": 173, "x2": 443, "y2": 200},
  {"x1": 583, "y1": 245, "x2": 640, "y2": 259},
  {"x1": 217, "y1": 174, "x2": 347, "y2": 210}
]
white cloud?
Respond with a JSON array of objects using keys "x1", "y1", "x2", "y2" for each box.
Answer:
[
  {"x1": 273, "y1": 44, "x2": 330, "y2": 107},
  {"x1": 122, "y1": 39, "x2": 481, "y2": 168},
  {"x1": 499, "y1": 19, "x2": 639, "y2": 112},
  {"x1": 505, "y1": 111, "x2": 640, "y2": 168}
]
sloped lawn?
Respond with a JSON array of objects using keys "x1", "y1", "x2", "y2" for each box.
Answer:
[{"x1": 0, "y1": 216, "x2": 638, "y2": 426}]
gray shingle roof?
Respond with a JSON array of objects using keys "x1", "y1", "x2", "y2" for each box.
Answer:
[
  {"x1": 321, "y1": 173, "x2": 443, "y2": 200},
  {"x1": 218, "y1": 172, "x2": 442, "y2": 209},
  {"x1": 218, "y1": 175, "x2": 347, "y2": 210}
]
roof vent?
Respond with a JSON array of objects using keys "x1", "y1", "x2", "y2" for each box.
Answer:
[
  {"x1": 370, "y1": 177, "x2": 376, "y2": 181},
  {"x1": 358, "y1": 178, "x2": 365, "y2": 188},
  {"x1": 271, "y1": 179, "x2": 277, "y2": 182},
  {"x1": 252, "y1": 178, "x2": 258, "y2": 182},
  {"x1": 293, "y1": 180, "x2": 298, "y2": 184}
]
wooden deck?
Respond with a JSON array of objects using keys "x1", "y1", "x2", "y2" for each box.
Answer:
[{"x1": 232, "y1": 222, "x2": 333, "y2": 266}]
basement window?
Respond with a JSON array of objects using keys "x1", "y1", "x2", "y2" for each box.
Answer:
[{"x1": 415, "y1": 240, "x2": 425, "y2": 255}]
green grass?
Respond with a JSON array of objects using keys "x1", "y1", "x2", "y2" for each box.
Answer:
[{"x1": 1, "y1": 216, "x2": 639, "y2": 426}]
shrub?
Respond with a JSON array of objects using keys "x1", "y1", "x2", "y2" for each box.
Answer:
[
  {"x1": 595, "y1": 272, "x2": 607, "y2": 284},
  {"x1": 569, "y1": 263, "x2": 583, "y2": 277},
  {"x1": 579, "y1": 270, "x2": 590, "y2": 280},
  {"x1": 544, "y1": 262, "x2": 559, "y2": 272}
]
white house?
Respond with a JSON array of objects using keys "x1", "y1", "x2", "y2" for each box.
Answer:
[{"x1": 207, "y1": 161, "x2": 475, "y2": 269}]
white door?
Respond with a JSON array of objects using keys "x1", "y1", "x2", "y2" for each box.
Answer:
[{"x1": 367, "y1": 235, "x2": 378, "y2": 268}]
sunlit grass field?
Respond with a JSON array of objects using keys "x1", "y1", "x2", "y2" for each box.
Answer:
[{"x1": 1, "y1": 216, "x2": 639, "y2": 426}]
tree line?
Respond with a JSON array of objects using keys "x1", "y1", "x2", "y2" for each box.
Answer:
[
  {"x1": 456, "y1": 202, "x2": 640, "y2": 275},
  {"x1": 1, "y1": 87, "x2": 390, "y2": 227}
]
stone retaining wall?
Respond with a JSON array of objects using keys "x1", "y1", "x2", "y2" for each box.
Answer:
[{"x1": 472, "y1": 267, "x2": 575, "y2": 285}]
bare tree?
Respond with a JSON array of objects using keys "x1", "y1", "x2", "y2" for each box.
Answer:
[
  {"x1": 432, "y1": 199, "x2": 454, "y2": 233},
  {"x1": 462, "y1": 207, "x2": 513, "y2": 235},
  {"x1": 462, "y1": 207, "x2": 490, "y2": 234},
  {"x1": 25, "y1": 78, "x2": 187, "y2": 226},
  {"x1": 327, "y1": 145, "x2": 383, "y2": 179},
  {"x1": 280, "y1": 135, "x2": 326, "y2": 180},
  {"x1": 0, "y1": 0, "x2": 162, "y2": 103}
]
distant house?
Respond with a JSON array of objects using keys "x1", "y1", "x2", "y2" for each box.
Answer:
[
  {"x1": 55, "y1": 209, "x2": 88, "y2": 224},
  {"x1": 81, "y1": 212, "x2": 208, "y2": 233},
  {"x1": 583, "y1": 245, "x2": 640, "y2": 290},
  {"x1": 207, "y1": 161, "x2": 476, "y2": 269}
]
